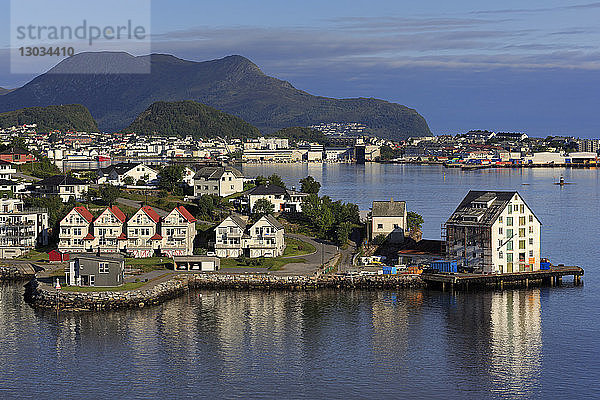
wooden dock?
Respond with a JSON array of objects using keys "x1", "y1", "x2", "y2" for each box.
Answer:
[{"x1": 421, "y1": 266, "x2": 583, "y2": 291}]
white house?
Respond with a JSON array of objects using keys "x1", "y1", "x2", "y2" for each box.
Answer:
[
  {"x1": 35, "y1": 175, "x2": 90, "y2": 202},
  {"x1": 58, "y1": 206, "x2": 95, "y2": 253},
  {"x1": 193, "y1": 165, "x2": 244, "y2": 197},
  {"x1": 368, "y1": 199, "x2": 407, "y2": 243},
  {"x1": 214, "y1": 214, "x2": 285, "y2": 258},
  {"x1": 97, "y1": 163, "x2": 158, "y2": 186},
  {"x1": 239, "y1": 184, "x2": 308, "y2": 214},
  {"x1": 445, "y1": 191, "x2": 541, "y2": 274}
]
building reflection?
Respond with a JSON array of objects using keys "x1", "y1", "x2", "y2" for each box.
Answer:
[{"x1": 488, "y1": 289, "x2": 542, "y2": 397}]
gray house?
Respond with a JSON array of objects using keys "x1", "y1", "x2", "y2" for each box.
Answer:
[{"x1": 66, "y1": 253, "x2": 125, "y2": 287}]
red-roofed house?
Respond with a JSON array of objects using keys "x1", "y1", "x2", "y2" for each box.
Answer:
[
  {"x1": 161, "y1": 206, "x2": 197, "y2": 256},
  {"x1": 0, "y1": 147, "x2": 36, "y2": 164},
  {"x1": 125, "y1": 206, "x2": 161, "y2": 257},
  {"x1": 92, "y1": 206, "x2": 127, "y2": 253},
  {"x1": 59, "y1": 206, "x2": 94, "y2": 253}
]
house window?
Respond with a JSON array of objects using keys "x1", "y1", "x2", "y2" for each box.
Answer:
[
  {"x1": 529, "y1": 250, "x2": 533, "y2": 257},
  {"x1": 393, "y1": 224, "x2": 399, "y2": 229},
  {"x1": 529, "y1": 215, "x2": 533, "y2": 222},
  {"x1": 519, "y1": 240, "x2": 526, "y2": 249},
  {"x1": 499, "y1": 251, "x2": 503, "y2": 259},
  {"x1": 499, "y1": 216, "x2": 503, "y2": 223},
  {"x1": 519, "y1": 216, "x2": 525, "y2": 226},
  {"x1": 519, "y1": 228, "x2": 525, "y2": 237},
  {"x1": 377, "y1": 224, "x2": 383, "y2": 229},
  {"x1": 507, "y1": 253, "x2": 513, "y2": 262},
  {"x1": 508, "y1": 205, "x2": 512, "y2": 214},
  {"x1": 506, "y1": 217, "x2": 513, "y2": 226},
  {"x1": 498, "y1": 227, "x2": 503, "y2": 234},
  {"x1": 529, "y1": 238, "x2": 533, "y2": 245},
  {"x1": 89, "y1": 275, "x2": 95, "y2": 286},
  {"x1": 529, "y1": 226, "x2": 533, "y2": 233},
  {"x1": 507, "y1": 241, "x2": 513, "y2": 251},
  {"x1": 506, "y1": 229, "x2": 513, "y2": 238},
  {"x1": 99, "y1": 262, "x2": 109, "y2": 273},
  {"x1": 498, "y1": 239, "x2": 503, "y2": 247},
  {"x1": 520, "y1": 204, "x2": 524, "y2": 213}
]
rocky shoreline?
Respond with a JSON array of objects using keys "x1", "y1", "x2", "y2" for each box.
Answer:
[
  {"x1": 0, "y1": 265, "x2": 35, "y2": 281},
  {"x1": 24, "y1": 273, "x2": 425, "y2": 312}
]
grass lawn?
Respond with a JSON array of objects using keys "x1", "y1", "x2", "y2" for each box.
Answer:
[
  {"x1": 282, "y1": 237, "x2": 316, "y2": 257},
  {"x1": 62, "y1": 281, "x2": 147, "y2": 292},
  {"x1": 219, "y1": 257, "x2": 307, "y2": 271},
  {"x1": 16, "y1": 248, "x2": 50, "y2": 262},
  {"x1": 125, "y1": 257, "x2": 172, "y2": 273}
]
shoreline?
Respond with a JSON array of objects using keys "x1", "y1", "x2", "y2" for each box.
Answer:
[{"x1": 23, "y1": 266, "x2": 583, "y2": 312}]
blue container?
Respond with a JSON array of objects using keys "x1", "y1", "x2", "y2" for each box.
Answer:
[
  {"x1": 540, "y1": 262, "x2": 551, "y2": 270},
  {"x1": 430, "y1": 260, "x2": 458, "y2": 273},
  {"x1": 382, "y1": 266, "x2": 397, "y2": 275}
]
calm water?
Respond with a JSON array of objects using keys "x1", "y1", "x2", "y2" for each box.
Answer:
[{"x1": 1, "y1": 164, "x2": 599, "y2": 399}]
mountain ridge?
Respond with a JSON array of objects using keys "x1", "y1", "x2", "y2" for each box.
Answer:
[
  {"x1": 0, "y1": 52, "x2": 431, "y2": 139},
  {"x1": 0, "y1": 104, "x2": 98, "y2": 132}
]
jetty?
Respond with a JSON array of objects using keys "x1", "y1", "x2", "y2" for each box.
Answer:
[{"x1": 421, "y1": 265, "x2": 583, "y2": 291}]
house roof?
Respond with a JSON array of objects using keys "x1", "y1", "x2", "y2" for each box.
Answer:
[
  {"x1": 446, "y1": 191, "x2": 537, "y2": 227},
  {"x1": 73, "y1": 206, "x2": 94, "y2": 222},
  {"x1": 193, "y1": 165, "x2": 243, "y2": 180},
  {"x1": 99, "y1": 162, "x2": 150, "y2": 175},
  {"x1": 140, "y1": 205, "x2": 161, "y2": 223},
  {"x1": 261, "y1": 214, "x2": 284, "y2": 229},
  {"x1": 224, "y1": 215, "x2": 247, "y2": 229},
  {"x1": 372, "y1": 200, "x2": 406, "y2": 217},
  {"x1": 176, "y1": 206, "x2": 196, "y2": 223},
  {"x1": 0, "y1": 146, "x2": 30, "y2": 155},
  {"x1": 38, "y1": 175, "x2": 87, "y2": 186},
  {"x1": 247, "y1": 184, "x2": 287, "y2": 196},
  {"x1": 110, "y1": 206, "x2": 127, "y2": 223}
]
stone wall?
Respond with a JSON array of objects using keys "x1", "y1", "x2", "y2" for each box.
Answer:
[
  {"x1": 24, "y1": 273, "x2": 426, "y2": 312},
  {"x1": 0, "y1": 265, "x2": 34, "y2": 281}
]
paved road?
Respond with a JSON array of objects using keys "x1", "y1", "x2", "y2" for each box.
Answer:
[
  {"x1": 278, "y1": 233, "x2": 338, "y2": 276},
  {"x1": 13, "y1": 172, "x2": 41, "y2": 182}
]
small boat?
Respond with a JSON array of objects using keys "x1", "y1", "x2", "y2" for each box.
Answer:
[{"x1": 554, "y1": 176, "x2": 574, "y2": 185}]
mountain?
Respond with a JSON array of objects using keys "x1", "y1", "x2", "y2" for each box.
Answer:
[
  {"x1": 0, "y1": 104, "x2": 98, "y2": 132},
  {"x1": 0, "y1": 52, "x2": 431, "y2": 139},
  {"x1": 125, "y1": 101, "x2": 260, "y2": 138},
  {"x1": 0, "y1": 87, "x2": 12, "y2": 96}
]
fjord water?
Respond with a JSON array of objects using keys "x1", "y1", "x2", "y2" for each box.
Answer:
[{"x1": 1, "y1": 165, "x2": 599, "y2": 399}]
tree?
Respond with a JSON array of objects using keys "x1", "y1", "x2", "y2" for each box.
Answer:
[
  {"x1": 299, "y1": 176, "x2": 321, "y2": 194},
  {"x1": 255, "y1": 175, "x2": 268, "y2": 186},
  {"x1": 372, "y1": 234, "x2": 387, "y2": 246},
  {"x1": 136, "y1": 179, "x2": 146, "y2": 186},
  {"x1": 158, "y1": 165, "x2": 185, "y2": 192},
  {"x1": 407, "y1": 211, "x2": 424, "y2": 231},
  {"x1": 315, "y1": 206, "x2": 334, "y2": 238},
  {"x1": 268, "y1": 174, "x2": 286, "y2": 188},
  {"x1": 336, "y1": 221, "x2": 352, "y2": 247},
  {"x1": 99, "y1": 184, "x2": 120, "y2": 206},
  {"x1": 123, "y1": 176, "x2": 135, "y2": 186},
  {"x1": 252, "y1": 198, "x2": 275, "y2": 220}
]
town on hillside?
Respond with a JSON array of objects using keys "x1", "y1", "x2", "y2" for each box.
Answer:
[{"x1": 0, "y1": 123, "x2": 586, "y2": 288}]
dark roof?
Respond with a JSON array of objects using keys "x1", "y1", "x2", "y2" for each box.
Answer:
[
  {"x1": 398, "y1": 239, "x2": 444, "y2": 256},
  {"x1": 0, "y1": 147, "x2": 30, "y2": 155},
  {"x1": 247, "y1": 184, "x2": 287, "y2": 196},
  {"x1": 37, "y1": 175, "x2": 87, "y2": 186},
  {"x1": 229, "y1": 215, "x2": 248, "y2": 229},
  {"x1": 193, "y1": 165, "x2": 243, "y2": 180},
  {"x1": 372, "y1": 200, "x2": 406, "y2": 217},
  {"x1": 446, "y1": 190, "x2": 536, "y2": 227},
  {"x1": 0, "y1": 179, "x2": 19, "y2": 186},
  {"x1": 99, "y1": 162, "x2": 150, "y2": 175},
  {"x1": 71, "y1": 253, "x2": 125, "y2": 262}
]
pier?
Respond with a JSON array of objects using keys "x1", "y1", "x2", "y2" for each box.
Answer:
[{"x1": 421, "y1": 266, "x2": 583, "y2": 291}]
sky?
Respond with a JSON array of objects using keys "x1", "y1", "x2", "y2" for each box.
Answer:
[{"x1": 1, "y1": 0, "x2": 600, "y2": 137}]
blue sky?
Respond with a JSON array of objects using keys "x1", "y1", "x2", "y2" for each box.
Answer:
[{"x1": 2, "y1": 0, "x2": 600, "y2": 137}]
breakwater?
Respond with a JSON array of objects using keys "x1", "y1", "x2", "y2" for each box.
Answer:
[
  {"x1": 0, "y1": 265, "x2": 35, "y2": 281},
  {"x1": 24, "y1": 273, "x2": 424, "y2": 311}
]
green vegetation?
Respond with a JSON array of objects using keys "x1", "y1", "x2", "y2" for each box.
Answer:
[
  {"x1": 124, "y1": 100, "x2": 261, "y2": 139},
  {"x1": 282, "y1": 237, "x2": 316, "y2": 257},
  {"x1": 25, "y1": 196, "x2": 77, "y2": 241},
  {"x1": 62, "y1": 282, "x2": 147, "y2": 292},
  {"x1": 0, "y1": 104, "x2": 98, "y2": 132},
  {"x1": 158, "y1": 164, "x2": 185, "y2": 193},
  {"x1": 300, "y1": 192, "x2": 360, "y2": 245},
  {"x1": 299, "y1": 176, "x2": 321, "y2": 194},
  {"x1": 17, "y1": 248, "x2": 51, "y2": 261},
  {"x1": 407, "y1": 211, "x2": 424, "y2": 231},
  {"x1": 98, "y1": 184, "x2": 120, "y2": 206},
  {"x1": 379, "y1": 145, "x2": 403, "y2": 161},
  {"x1": 194, "y1": 194, "x2": 231, "y2": 222},
  {"x1": 372, "y1": 234, "x2": 387, "y2": 246},
  {"x1": 18, "y1": 157, "x2": 61, "y2": 178},
  {"x1": 219, "y1": 256, "x2": 307, "y2": 271},
  {"x1": 252, "y1": 198, "x2": 275, "y2": 220},
  {"x1": 125, "y1": 257, "x2": 173, "y2": 273}
]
